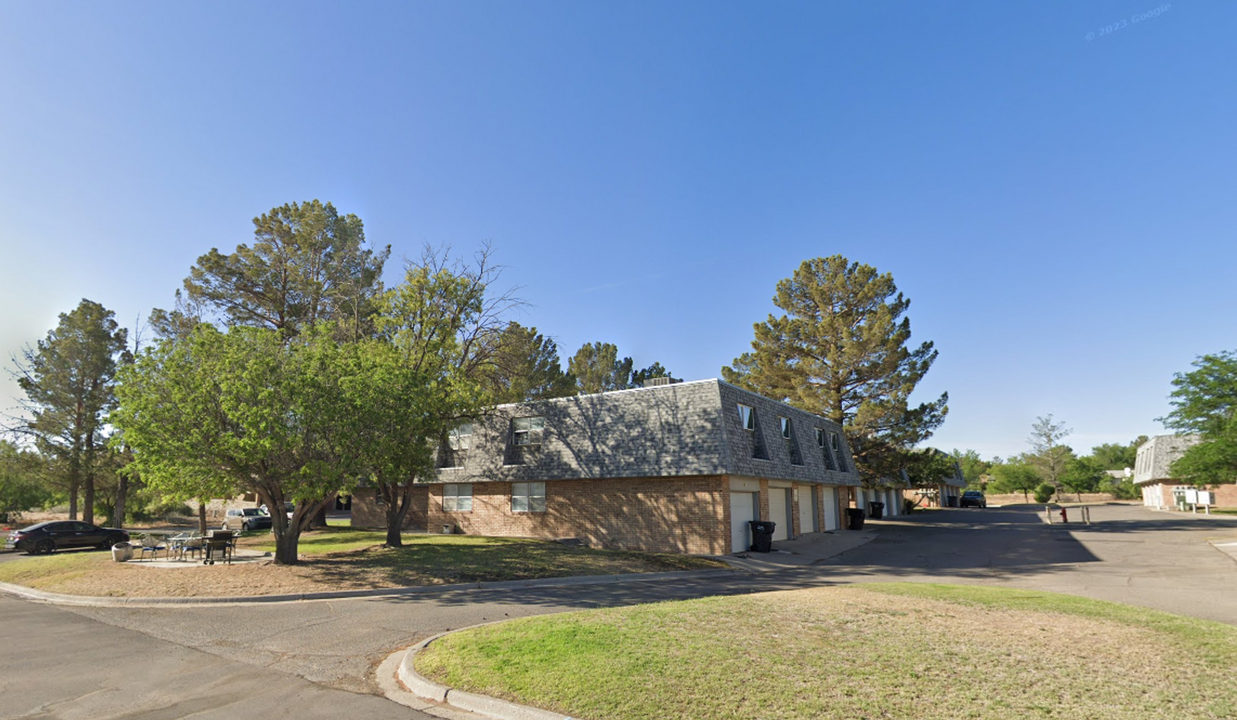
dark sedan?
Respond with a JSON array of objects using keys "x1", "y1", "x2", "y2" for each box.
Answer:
[
  {"x1": 959, "y1": 491, "x2": 987, "y2": 508},
  {"x1": 5, "y1": 521, "x2": 130, "y2": 555}
]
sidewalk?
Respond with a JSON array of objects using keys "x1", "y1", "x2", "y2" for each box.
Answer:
[{"x1": 721, "y1": 528, "x2": 878, "y2": 571}]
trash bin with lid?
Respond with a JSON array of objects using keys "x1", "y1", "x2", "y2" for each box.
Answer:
[
  {"x1": 748, "y1": 520, "x2": 776, "y2": 552},
  {"x1": 846, "y1": 507, "x2": 866, "y2": 530},
  {"x1": 869, "y1": 501, "x2": 884, "y2": 520},
  {"x1": 111, "y1": 542, "x2": 133, "y2": 562}
]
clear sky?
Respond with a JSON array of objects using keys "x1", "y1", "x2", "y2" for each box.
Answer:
[{"x1": 1, "y1": 1, "x2": 1232, "y2": 460}]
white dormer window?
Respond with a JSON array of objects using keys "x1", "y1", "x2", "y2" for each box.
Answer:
[
  {"x1": 448, "y1": 424, "x2": 474, "y2": 451},
  {"x1": 738, "y1": 404, "x2": 754, "y2": 430},
  {"x1": 780, "y1": 417, "x2": 791, "y2": 439},
  {"x1": 513, "y1": 417, "x2": 545, "y2": 446}
]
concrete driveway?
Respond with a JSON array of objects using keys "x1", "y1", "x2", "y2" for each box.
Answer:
[{"x1": 6, "y1": 503, "x2": 1237, "y2": 716}]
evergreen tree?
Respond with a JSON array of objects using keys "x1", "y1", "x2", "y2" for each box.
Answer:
[
  {"x1": 722, "y1": 255, "x2": 947, "y2": 481},
  {"x1": 11, "y1": 300, "x2": 129, "y2": 524},
  {"x1": 569, "y1": 342, "x2": 635, "y2": 394},
  {"x1": 486, "y1": 322, "x2": 575, "y2": 403}
]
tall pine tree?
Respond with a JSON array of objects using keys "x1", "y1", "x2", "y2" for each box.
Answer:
[{"x1": 722, "y1": 255, "x2": 947, "y2": 481}]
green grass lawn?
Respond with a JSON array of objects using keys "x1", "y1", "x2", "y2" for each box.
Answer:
[
  {"x1": 0, "y1": 530, "x2": 724, "y2": 597},
  {"x1": 247, "y1": 529, "x2": 723, "y2": 586},
  {"x1": 415, "y1": 583, "x2": 1237, "y2": 720}
]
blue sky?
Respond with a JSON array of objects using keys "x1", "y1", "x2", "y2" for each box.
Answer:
[{"x1": 1, "y1": 1, "x2": 1232, "y2": 460}]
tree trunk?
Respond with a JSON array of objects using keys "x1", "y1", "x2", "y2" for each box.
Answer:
[
  {"x1": 69, "y1": 477, "x2": 79, "y2": 520},
  {"x1": 383, "y1": 483, "x2": 413, "y2": 548},
  {"x1": 198, "y1": 501, "x2": 208, "y2": 536},
  {"x1": 83, "y1": 471, "x2": 95, "y2": 526},
  {"x1": 113, "y1": 472, "x2": 128, "y2": 529}
]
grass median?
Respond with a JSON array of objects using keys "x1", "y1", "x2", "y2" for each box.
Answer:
[
  {"x1": 0, "y1": 529, "x2": 724, "y2": 598},
  {"x1": 415, "y1": 583, "x2": 1237, "y2": 720}
]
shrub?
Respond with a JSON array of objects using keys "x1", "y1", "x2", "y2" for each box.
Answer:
[{"x1": 1033, "y1": 483, "x2": 1056, "y2": 504}]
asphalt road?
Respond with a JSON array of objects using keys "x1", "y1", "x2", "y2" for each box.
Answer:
[{"x1": 5, "y1": 504, "x2": 1237, "y2": 719}]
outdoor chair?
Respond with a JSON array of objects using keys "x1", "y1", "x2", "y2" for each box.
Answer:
[{"x1": 138, "y1": 534, "x2": 166, "y2": 561}]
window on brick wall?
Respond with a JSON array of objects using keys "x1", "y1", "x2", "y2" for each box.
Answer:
[
  {"x1": 512, "y1": 482, "x2": 546, "y2": 513},
  {"x1": 443, "y1": 483, "x2": 473, "y2": 512}
]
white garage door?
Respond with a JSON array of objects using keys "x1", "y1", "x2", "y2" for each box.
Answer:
[
  {"x1": 770, "y1": 488, "x2": 792, "y2": 541},
  {"x1": 821, "y1": 486, "x2": 838, "y2": 531},
  {"x1": 798, "y1": 487, "x2": 815, "y2": 534},
  {"x1": 730, "y1": 491, "x2": 757, "y2": 553}
]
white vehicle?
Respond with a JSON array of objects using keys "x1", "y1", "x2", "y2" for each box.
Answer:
[{"x1": 223, "y1": 508, "x2": 272, "y2": 532}]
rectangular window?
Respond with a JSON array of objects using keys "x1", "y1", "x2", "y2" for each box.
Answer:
[
  {"x1": 831, "y1": 433, "x2": 846, "y2": 471},
  {"x1": 780, "y1": 417, "x2": 791, "y2": 439},
  {"x1": 442, "y1": 483, "x2": 473, "y2": 512},
  {"x1": 737, "y1": 404, "x2": 754, "y2": 430},
  {"x1": 815, "y1": 427, "x2": 825, "y2": 447},
  {"x1": 512, "y1": 417, "x2": 545, "y2": 446},
  {"x1": 447, "y1": 424, "x2": 474, "y2": 451},
  {"x1": 511, "y1": 482, "x2": 546, "y2": 513}
]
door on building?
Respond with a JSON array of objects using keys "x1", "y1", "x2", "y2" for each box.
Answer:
[
  {"x1": 770, "y1": 488, "x2": 792, "y2": 541},
  {"x1": 821, "y1": 486, "x2": 838, "y2": 531},
  {"x1": 797, "y1": 487, "x2": 816, "y2": 534},
  {"x1": 730, "y1": 492, "x2": 758, "y2": 553}
]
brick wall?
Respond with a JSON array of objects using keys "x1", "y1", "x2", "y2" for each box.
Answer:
[{"x1": 353, "y1": 476, "x2": 729, "y2": 555}]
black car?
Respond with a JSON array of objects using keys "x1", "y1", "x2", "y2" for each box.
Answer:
[
  {"x1": 5, "y1": 521, "x2": 130, "y2": 555},
  {"x1": 959, "y1": 491, "x2": 987, "y2": 508}
]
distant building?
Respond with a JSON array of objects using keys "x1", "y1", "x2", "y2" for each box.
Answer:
[{"x1": 1133, "y1": 435, "x2": 1208, "y2": 509}]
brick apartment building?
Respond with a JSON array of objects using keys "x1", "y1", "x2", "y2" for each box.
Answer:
[{"x1": 351, "y1": 378, "x2": 863, "y2": 554}]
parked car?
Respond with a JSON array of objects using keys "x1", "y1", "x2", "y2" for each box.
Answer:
[
  {"x1": 222, "y1": 508, "x2": 273, "y2": 532},
  {"x1": 5, "y1": 521, "x2": 129, "y2": 555},
  {"x1": 960, "y1": 491, "x2": 987, "y2": 508}
]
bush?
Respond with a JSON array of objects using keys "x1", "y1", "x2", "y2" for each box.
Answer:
[{"x1": 1033, "y1": 483, "x2": 1056, "y2": 504}]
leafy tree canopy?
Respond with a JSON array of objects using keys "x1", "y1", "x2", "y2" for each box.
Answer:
[
  {"x1": 485, "y1": 322, "x2": 575, "y2": 404},
  {"x1": 169, "y1": 200, "x2": 390, "y2": 339},
  {"x1": 113, "y1": 325, "x2": 350, "y2": 564},
  {"x1": 722, "y1": 255, "x2": 947, "y2": 482},
  {"x1": 1161, "y1": 351, "x2": 1237, "y2": 486},
  {"x1": 1088, "y1": 437, "x2": 1146, "y2": 471},
  {"x1": 987, "y1": 460, "x2": 1042, "y2": 502},
  {"x1": 569, "y1": 342, "x2": 635, "y2": 394},
  {"x1": 951, "y1": 448, "x2": 993, "y2": 488}
]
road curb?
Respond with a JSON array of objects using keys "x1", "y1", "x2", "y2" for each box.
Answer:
[
  {"x1": 0, "y1": 566, "x2": 739, "y2": 608},
  {"x1": 390, "y1": 629, "x2": 576, "y2": 720}
]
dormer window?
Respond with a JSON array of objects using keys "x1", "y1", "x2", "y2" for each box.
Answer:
[
  {"x1": 780, "y1": 417, "x2": 791, "y2": 439},
  {"x1": 448, "y1": 424, "x2": 474, "y2": 451},
  {"x1": 738, "y1": 404, "x2": 754, "y2": 430},
  {"x1": 513, "y1": 416, "x2": 544, "y2": 446},
  {"x1": 831, "y1": 432, "x2": 847, "y2": 472},
  {"x1": 815, "y1": 427, "x2": 825, "y2": 447}
]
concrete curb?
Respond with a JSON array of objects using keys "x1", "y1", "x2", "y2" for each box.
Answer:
[
  {"x1": 0, "y1": 566, "x2": 739, "y2": 608},
  {"x1": 391, "y1": 629, "x2": 576, "y2": 720}
]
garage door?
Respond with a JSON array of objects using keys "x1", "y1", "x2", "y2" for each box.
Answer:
[
  {"x1": 821, "y1": 486, "x2": 838, "y2": 531},
  {"x1": 730, "y1": 492, "x2": 757, "y2": 553},
  {"x1": 770, "y1": 488, "x2": 791, "y2": 541},
  {"x1": 798, "y1": 487, "x2": 815, "y2": 534}
]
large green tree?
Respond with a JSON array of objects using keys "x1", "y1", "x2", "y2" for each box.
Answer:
[
  {"x1": 987, "y1": 460, "x2": 1042, "y2": 502},
  {"x1": 347, "y1": 254, "x2": 499, "y2": 547},
  {"x1": 951, "y1": 448, "x2": 993, "y2": 489},
  {"x1": 1026, "y1": 414, "x2": 1073, "y2": 491},
  {"x1": 1161, "y1": 351, "x2": 1237, "y2": 486},
  {"x1": 113, "y1": 325, "x2": 349, "y2": 564},
  {"x1": 11, "y1": 299, "x2": 129, "y2": 524},
  {"x1": 485, "y1": 322, "x2": 576, "y2": 404},
  {"x1": 722, "y1": 255, "x2": 947, "y2": 481},
  {"x1": 166, "y1": 200, "x2": 390, "y2": 340},
  {"x1": 569, "y1": 342, "x2": 635, "y2": 394},
  {"x1": 1088, "y1": 437, "x2": 1146, "y2": 471}
]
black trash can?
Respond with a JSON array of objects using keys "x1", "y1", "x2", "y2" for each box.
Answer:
[
  {"x1": 869, "y1": 501, "x2": 884, "y2": 520},
  {"x1": 749, "y1": 520, "x2": 776, "y2": 552},
  {"x1": 846, "y1": 507, "x2": 866, "y2": 530}
]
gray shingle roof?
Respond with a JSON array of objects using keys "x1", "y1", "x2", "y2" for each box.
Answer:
[{"x1": 433, "y1": 379, "x2": 860, "y2": 486}]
